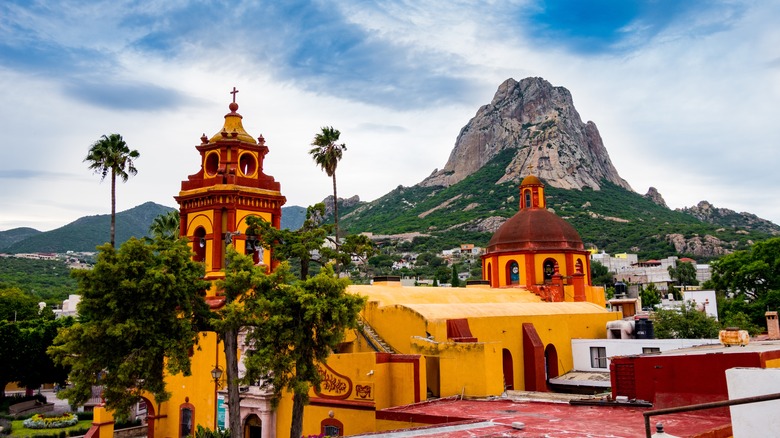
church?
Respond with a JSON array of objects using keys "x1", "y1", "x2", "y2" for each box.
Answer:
[{"x1": 90, "y1": 93, "x2": 620, "y2": 438}]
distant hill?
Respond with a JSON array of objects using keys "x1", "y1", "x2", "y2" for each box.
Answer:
[
  {"x1": 4, "y1": 202, "x2": 175, "y2": 253},
  {"x1": 0, "y1": 227, "x2": 41, "y2": 251},
  {"x1": 281, "y1": 206, "x2": 306, "y2": 230}
]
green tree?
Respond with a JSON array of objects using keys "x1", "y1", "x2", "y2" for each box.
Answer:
[
  {"x1": 149, "y1": 210, "x2": 180, "y2": 241},
  {"x1": 668, "y1": 261, "x2": 699, "y2": 289},
  {"x1": 590, "y1": 260, "x2": 613, "y2": 287},
  {"x1": 653, "y1": 301, "x2": 720, "y2": 339},
  {"x1": 0, "y1": 320, "x2": 21, "y2": 399},
  {"x1": 17, "y1": 317, "x2": 73, "y2": 392},
  {"x1": 450, "y1": 265, "x2": 461, "y2": 287},
  {"x1": 640, "y1": 283, "x2": 661, "y2": 310},
  {"x1": 341, "y1": 234, "x2": 379, "y2": 278},
  {"x1": 0, "y1": 286, "x2": 39, "y2": 322},
  {"x1": 720, "y1": 310, "x2": 761, "y2": 336},
  {"x1": 309, "y1": 127, "x2": 347, "y2": 250},
  {"x1": 710, "y1": 237, "x2": 780, "y2": 301},
  {"x1": 84, "y1": 133, "x2": 140, "y2": 247},
  {"x1": 49, "y1": 237, "x2": 209, "y2": 417},
  {"x1": 228, "y1": 258, "x2": 365, "y2": 438}
]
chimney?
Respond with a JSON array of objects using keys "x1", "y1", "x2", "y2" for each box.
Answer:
[{"x1": 766, "y1": 311, "x2": 780, "y2": 340}]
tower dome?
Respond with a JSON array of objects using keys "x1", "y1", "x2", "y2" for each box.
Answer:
[{"x1": 486, "y1": 208, "x2": 584, "y2": 253}]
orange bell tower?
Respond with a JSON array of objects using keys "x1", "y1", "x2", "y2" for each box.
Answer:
[{"x1": 175, "y1": 88, "x2": 285, "y2": 288}]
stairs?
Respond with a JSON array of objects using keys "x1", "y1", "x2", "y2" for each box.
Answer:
[{"x1": 358, "y1": 318, "x2": 396, "y2": 353}]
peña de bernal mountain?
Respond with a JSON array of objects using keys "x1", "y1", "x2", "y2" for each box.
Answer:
[
  {"x1": 337, "y1": 77, "x2": 779, "y2": 260},
  {"x1": 1, "y1": 77, "x2": 777, "y2": 259}
]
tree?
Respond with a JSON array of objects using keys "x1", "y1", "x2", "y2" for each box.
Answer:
[
  {"x1": 653, "y1": 301, "x2": 720, "y2": 339},
  {"x1": 340, "y1": 234, "x2": 379, "y2": 278},
  {"x1": 84, "y1": 133, "x2": 140, "y2": 247},
  {"x1": 450, "y1": 265, "x2": 461, "y2": 287},
  {"x1": 0, "y1": 286, "x2": 39, "y2": 322},
  {"x1": 0, "y1": 321, "x2": 21, "y2": 400},
  {"x1": 49, "y1": 237, "x2": 209, "y2": 417},
  {"x1": 217, "y1": 251, "x2": 365, "y2": 438},
  {"x1": 590, "y1": 261, "x2": 613, "y2": 287},
  {"x1": 309, "y1": 127, "x2": 347, "y2": 251},
  {"x1": 640, "y1": 283, "x2": 661, "y2": 310},
  {"x1": 668, "y1": 261, "x2": 699, "y2": 289},
  {"x1": 17, "y1": 317, "x2": 73, "y2": 392},
  {"x1": 249, "y1": 204, "x2": 334, "y2": 280},
  {"x1": 149, "y1": 210, "x2": 180, "y2": 241},
  {"x1": 710, "y1": 237, "x2": 780, "y2": 301}
]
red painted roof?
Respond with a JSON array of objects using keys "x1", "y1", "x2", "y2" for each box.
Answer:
[
  {"x1": 486, "y1": 208, "x2": 584, "y2": 253},
  {"x1": 364, "y1": 397, "x2": 730, "y2": 437}
]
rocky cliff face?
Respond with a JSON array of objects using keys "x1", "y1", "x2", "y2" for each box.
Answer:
[
  {"x1": 420, "y1": 77, "x2": 632, "y2": 191},
  {"x1": 644, "y1": 187, "x2": 668, "y2": 208},
  {"x1": 679, "y1": 201, "x2": 780, "y2": 235}
]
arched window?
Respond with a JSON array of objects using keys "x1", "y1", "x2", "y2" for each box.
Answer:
[
  {"x1": 507, "y1": 260, "x2": 520, "y2": 285},
  {"x1": 193, "y1": 227, "x2": 206, "y2": 262},
  {"x1": 543, "y1": 258, "x2": 557, "y2": 281},
  {"x1": 179, "y1": 403, "x2": 195, "y2": 438},
  {"x1": 486, "y1": 262, "x2": 492, "y2": 283},
  {"x1": 524, "y1": 189, "x2": 532, "y2": 208},
  {"x1": 575, "y1": 259, "x2": 584, "y2": 274},
  {"x1": 321, "y1": 418, "x2": 344, "y2": 437}
]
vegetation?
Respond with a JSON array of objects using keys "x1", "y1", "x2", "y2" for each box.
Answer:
[
  {"x1": 0, "y1": 293, "x2": 71, "y2": 399},
  {"x1": 710, "y1": 237, "x2": 780, "y2": 330},
  {"x1": 0, "y1": 260, "x2": 77, "y2": 304},
  {"x1": 309, "y1": 126, "x2": 347, "y2": 248},
  {"x1": 241, "y1": 262, "x2": 365, "y2": 438},
  {"x1": 338, "y1": 149, "x2": 772, "y2": 261},
  {"x1": 148, "y1": 211, "x2": 180, "y2": 241},
  {"x1": 653, "y1": 301, "x2": 721, "y2": 339},
  {"x1": 49, "y1": 237, "x2": 210, "y2": 417},
  {"x1": 668, "y1": 261, "x2": 699, "y2": 288},
  {"x1": 639, "y1": 283, "x2": 662, "y2": 310},
  {"x1": 84, "y1": 133, "x2": 140, "y2": 247}
]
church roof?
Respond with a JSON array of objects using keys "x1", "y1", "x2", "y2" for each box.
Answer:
[
  {"x1": 521, "y1": 174, "x2": 542, "y2": 186},
  {"x1": 486, "y1": 207, "x2": 584, "y2": 253},
  {"x1": 208, "y1": 101, "x2": 257, "y2": 144}
]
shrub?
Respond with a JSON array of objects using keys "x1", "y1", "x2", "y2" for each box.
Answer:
[
  {"x1": 75, "y1": 412, "x2": 93, "y2": 421},
  {"x1": 0, "y1": 417, "x2": 12, "y2": 435},
  {"x1": 23, "y1": 413, "x2": 78, "y2": 429}
]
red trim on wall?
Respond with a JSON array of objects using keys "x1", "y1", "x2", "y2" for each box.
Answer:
[
  {"x1": 375, "y1": 410, "x2": 470, "y2": 424},
  {"x1": 309, "y1": 398, "x2": 375, "y2": 410},
  {"x1": 375, "y1": 353, "x2": 422, "y2": 402}
]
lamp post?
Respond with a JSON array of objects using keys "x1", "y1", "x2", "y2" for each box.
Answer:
[{"x1": 212, "y1": 364, "x2": 223, "y2": 430}]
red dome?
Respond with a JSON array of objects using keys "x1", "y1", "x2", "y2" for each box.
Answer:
[{"x1": 487, "y1": 208, "x2": 584, "y2": 253}]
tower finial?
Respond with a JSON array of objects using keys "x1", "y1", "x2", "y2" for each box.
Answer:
[
  {"x1": 230, "y1": 87, "x2": 239, "y2": 103},
  {"x1": 229, "y1": 87, "x2": 239, "y2": 112},
  {"x1": 527, "y1": 162, "x2": 535, "y2": 173}
]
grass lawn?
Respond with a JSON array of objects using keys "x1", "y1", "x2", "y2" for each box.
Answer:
[{"x1": 7, "y1": 419, "x2": 92, "y2": 438}]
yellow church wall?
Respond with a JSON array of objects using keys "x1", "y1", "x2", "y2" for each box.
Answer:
[
  {"x1": 362, "y1": 302, "x2": 427, "y2": 354},
  {"x1": 490, "y1": 253, "x2": 530, "y2": 286},
  {"x1": 435, "y1": 341, "x2": 503, "y2": 397},
  {"x1": 153, "y1": 331, "x2": 225, "y2": 438},
  {"x1": 534, "y1": 253, "x2": 568, "y2": 278},
  {"x1": 585, "y1": 285, "x2": 607, "y2": 307},
  {"x1": 236, "y1": 210, "x2": 273, "y2": 266},
  {"x1": 271, "y1": 352, "x2": 425, "y2": 437}
]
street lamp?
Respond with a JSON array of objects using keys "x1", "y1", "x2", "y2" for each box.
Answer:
[{"x1": 211, "y1": 365, "x2": 224, "y2": 385}]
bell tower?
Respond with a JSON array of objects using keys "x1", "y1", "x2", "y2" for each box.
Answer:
[{"x1": 175, "y1": 88, "x2": 285, "y2": 292}]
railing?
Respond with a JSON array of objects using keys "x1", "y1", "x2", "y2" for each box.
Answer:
[{"x1": 643, "y1": 392, "x2": 780, "y2": 437}]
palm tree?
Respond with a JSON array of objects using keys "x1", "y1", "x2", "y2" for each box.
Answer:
[
  {"x1": 149, "y1": 210, "x2": 180, "y2": 241},
  {"x1": 84, "y1": 133, "x2": 140, "y2": 247},
  {"x1": 309, "y1": 126, "x2": 347, "y2": 248}
]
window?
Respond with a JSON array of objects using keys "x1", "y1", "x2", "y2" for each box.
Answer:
[
  {"x1": 642, "y1": 347, "x2": 660, "y2": 354},
  {"x1": 179, "y1": 405, "x2": 193, "y2": 438},
  {"x1": 590, "y1": 347, "x2": 607, "y2": 368},
  {"x1": 321, "y1": 418, "x2": 344, "y2": 437},
  {"x1": 507, "y1": 261, "x2": 520, "y2": 285}
]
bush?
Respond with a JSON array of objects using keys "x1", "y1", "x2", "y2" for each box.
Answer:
[
  {"x1": 0, "y1": 418, "x2": 12, "y2": 435},
  {"x1": 23, "y1": 413, "x2": 78, "y2": 429},
  {"x1": 75, "y1": 412, "x2": 93, "y2": 421}
]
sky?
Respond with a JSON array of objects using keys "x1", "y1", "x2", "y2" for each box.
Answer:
[{"x1": 1, "y1": 0, "x2": 779, "y2": 232}]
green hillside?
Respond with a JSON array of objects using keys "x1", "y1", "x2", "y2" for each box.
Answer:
[
  {"x1": 340, "y1": 150, "x2": 771, "y2": 260},
  {"x1": 0, "y1": 227, "x2": 41, "y2": 251},
  {"x1": 5, "y1": 202, "x2": 175, "y2": 253}
]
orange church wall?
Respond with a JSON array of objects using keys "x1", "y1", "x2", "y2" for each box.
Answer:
[{"x1": 486, "y1": 254, "x2": 532, "y2": 287}]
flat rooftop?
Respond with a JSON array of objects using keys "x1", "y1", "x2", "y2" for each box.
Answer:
[{"x1": 354, "y1": 393, "x2": 731, "y2": 437}]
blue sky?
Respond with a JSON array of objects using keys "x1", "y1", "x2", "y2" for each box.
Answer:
[{"x1": 1, "y1": 0, "x2": 779, "y2": 232}]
